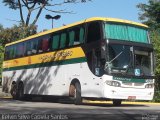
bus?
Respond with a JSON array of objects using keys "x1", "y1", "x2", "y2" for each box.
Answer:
[{"x1": 2, "y1": 17, "x2": 154, "y2": 106}]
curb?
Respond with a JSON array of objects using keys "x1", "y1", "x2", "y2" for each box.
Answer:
[
  {"x1": 0, "y1": 97, "x2": 159, "y2": 105},
  {"x1": 0, "y1": 96, "x2": 12, "y2": 99},
  {"x1": 83, "y1": 100, "x2": 160, "y2": 105}
]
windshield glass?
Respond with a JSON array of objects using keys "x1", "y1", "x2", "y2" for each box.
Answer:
[
  {"x1": 134, "y1": 50, "x2": 151, "y2": 76},
  {"x1": 105, "y1": 44, "x2": 152, "y2": 76},
  {"x1": 108, "y1": 44, "x2": 131, "y2": 70}
]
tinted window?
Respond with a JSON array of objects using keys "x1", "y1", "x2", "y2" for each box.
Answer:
[
  {"x1": 31, "y1": 39, "x2": 38, "y2": 54},
  {"x1": 26, "y1": 41, "x2": 32, "y2": 55},
  {"x1": 10, "y1": 46, "x2": 16, "y2": 59},
  {"x1": 5, "y1": 47, "x2": 9, "y2": 60},
  {"x1": 68, "y1": 26, "x2": 85, "y2": 46},
  {"x1": 69, "y1": 31, "x2": 75, "y2": 46},
  {"x1": 42, "y1": 38, "x2": 49, "y2": 52},
  {"x1": 87, "y1": 22, "x2": 101, "y2": 43},
  {"x1": 37, "y1": 35, "x2": 51, "y2": 53},
  {"x1": 16, "y1": 43, "x2": 24, "y2": 57},
  {"x1": 52, "y1": 34, "x2": 60, "y2": 50},
  {"x1": 60, "y1": 33, "x2": 67, "y2": 48},
  {"x1": 79, "y1": 27, "x2": 85, "y2": 43}
]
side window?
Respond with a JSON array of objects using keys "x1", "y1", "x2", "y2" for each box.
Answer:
[
  {"x1": 6, "y1": 46, "x2": 12, "y2": 60},
  {"x1": 16, "y1": 43, "x2": 24, "y2": 57},
  {"x1": 68, "y1": 26, "x2": 85, "y2": 46},
  {"x1": 4, "y1": 47, "x2": 9, "y2": 60},
  {"x1": 79, "y1": 27, "x2": 85, "y2": 43},
  {"x1": 52, "y1": 34, "x2": 60, "y2": 50},
  {"x1": 69, "y1": 31, "x2": 75, "y2": 46},
  {"x1": 38, "y1": 39, "x2": 43, "y2": 53},
  {"x1": 8, "y1": 47, "x2": 11, "y2": 59},
  {"x1": 60, "y1": 33, "x2": 67, "y2": 48},
  {"x1": 42, "y1": 38, "x2": 49, "y2": 52},
  {"x1": 74, "y1": 27, "x2": 80, "y2": 45},
  {"x1": 87, "y1": 22, "x2": 101, "y2": 43},
  {"x1": 9, "y1": 46, "x2": 16, "y2": 59},
  {"x1": 23, "y1": 42, "x2": 27, "y2": 56},
  {"x1": 31, "y1": 39, "x2": 38, "y2": 54},
  {"x1": 26, "y1": 41, "x2": 32, "y2": 55}
]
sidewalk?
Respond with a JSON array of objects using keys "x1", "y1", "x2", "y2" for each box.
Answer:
[{"x1": 0, "y1": 86, "x2": 12, "y2": 98}]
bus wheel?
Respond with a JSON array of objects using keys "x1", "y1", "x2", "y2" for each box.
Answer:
[
  {"x1": 70, "y1": 82, "x2": 82, "y2": 105},
  {"x1": 74, "y1": 82, "x2": 82, "y2": 105},
  {"x1": 17, "y1": 83, "x2": 24, "y2": 100},
  {"x1": 112, "y1": 99, "x2": 122, "y2": 106},
  {"x1": 11, "y1": 83, "x2": 18, "y2": 100}
]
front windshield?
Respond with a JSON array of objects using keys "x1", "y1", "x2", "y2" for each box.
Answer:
[
  {"x1": 108, "y1": 44, "x2": 131, "y2": 71},
  {"x1": 106, "y1": 44, "x2": 152, "y2": 76}
]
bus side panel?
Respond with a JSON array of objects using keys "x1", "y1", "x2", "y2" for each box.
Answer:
[
  {"x1": 2, "y1": 71, "x2": 13, "y2": 93},
  {"x1": 2, "y1": 61, "x2": 105, "y2": 98},
  {"x1": 23, "y1": 62, "x2": 104, "y2": 98}
]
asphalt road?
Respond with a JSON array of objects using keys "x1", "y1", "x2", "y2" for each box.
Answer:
[{"x1": 0, "y1": 98, "x2": 160, "y2": 120}]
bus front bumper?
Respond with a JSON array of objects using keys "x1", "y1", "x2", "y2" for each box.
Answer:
[{"x1": 104, "y1": 86, "x2": 154, "y2": 100}]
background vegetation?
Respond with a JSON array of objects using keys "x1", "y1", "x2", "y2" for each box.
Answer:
[{"x1": 137, "y1": 0, "x2": 160, "y2": 102}]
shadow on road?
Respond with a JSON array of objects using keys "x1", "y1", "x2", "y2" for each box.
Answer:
[
  {"x1": 0, "y1": 98, "x2": 155, "y2": 120},
  {"x1": 0, "y1": 97, "x2": 148, "y2": 108}
]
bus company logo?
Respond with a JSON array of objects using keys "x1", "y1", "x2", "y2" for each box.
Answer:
[
  {"x1": 14, "y1": 60, "x2": 19, "y2": 64},
  {"x1": 39, "y1": 50, "x2": 73, "y2": 62},
  {"x1": 113, "y1": 77, "x2": 131, "y2": 82}
]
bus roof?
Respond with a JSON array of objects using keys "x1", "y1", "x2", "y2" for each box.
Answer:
[{"x1": 5, "y1": 17, "x2": 148, "y2": 47}]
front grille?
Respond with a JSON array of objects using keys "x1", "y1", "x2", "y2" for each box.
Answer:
[
  {"x1": 123, "y1": 83, "x2": 133, "y2": 86},
  {"x1": 134, "y1": 83, "x2": 144, "y2": 86}
]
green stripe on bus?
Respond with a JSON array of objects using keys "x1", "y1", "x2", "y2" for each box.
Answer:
[
  {"x1": 113, "y1": 76, "x2": 146, "y2": 83},
  {"x1": 3, "y1": 57, "x2": 86, "y2": 71}
]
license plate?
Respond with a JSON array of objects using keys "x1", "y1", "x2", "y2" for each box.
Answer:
[{"x1": 128, "y1": 96, "x2": 136, "y2": 100}]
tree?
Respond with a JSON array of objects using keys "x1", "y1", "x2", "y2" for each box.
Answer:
[
  {"x1": 0, "y1": 24, "x2": 37, "y2": 82},
  {"x1": 3, "y1": 0, "x2": 92, "y2": 26},
  {"x1": 137, "y1": 0, "x2": 160, "y2": 74},
  {"x1": 137, "y1": 0, "x2": 160, "y2": 102},
  {"x1": 0, "y1": 25, "x2": 4, "y2": 82},
  {"x1": 137, "y1": 0, "x2": 160, "y2": 29},
  {"x1": 150, "y1": 29, "x2": 160, "y2": 102},
  {"x1": 0, "y1": 24, "x2": 37, "y2": 45}
]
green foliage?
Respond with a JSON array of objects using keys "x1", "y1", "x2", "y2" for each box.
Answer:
[
  {"x1": 0, "y1": 24, "x2": 37, "y2": 45},
  {"x1": 137, "y1": 0, "x2": 160, "y2": 102},
  {"x1": 150, "y1": 29, "x2": 160, "y2": 74},
  {"x1": 137, "y1": 0, "x2": 160, "y2": 29},
  {"x1": 151, "y1": 29, "x2": 160, "y2": 102},
  {"x1": 0, "y1": 24, "x2": 37, "y2": 81},
  {"x1": 152, "y1": 91, "x2": 160, "y2": 102}
]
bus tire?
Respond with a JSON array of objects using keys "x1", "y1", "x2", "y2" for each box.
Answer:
[
  {"x1": 113, "y1": 99, "x2": 122, "y2": 106},
  {"x1": 74, "y1": 82, "x2": 82, "y2": 105},
  {"x1": 17, "y1": 83, "x2": 24, "y2": 100},
  {"x1": 10, "y1": 83, "x2": 18, "y2": 100}
]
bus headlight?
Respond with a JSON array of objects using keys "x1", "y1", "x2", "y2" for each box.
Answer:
[
  {"x1": 105, "y1": 81, "x2": 121, "y2": 87},
  {"x1": 145, "y1": 84, "x2": 154, "y2": 88}
]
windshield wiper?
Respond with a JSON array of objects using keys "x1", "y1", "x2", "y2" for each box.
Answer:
[{"x1": 104, "y1": 50, "x2": 124, "y2": 72}]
